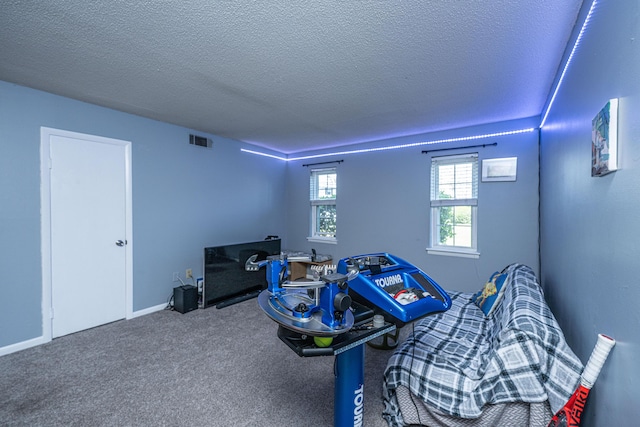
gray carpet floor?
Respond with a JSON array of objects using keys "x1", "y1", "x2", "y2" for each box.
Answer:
[{"x1": 0, "y1": 298, "x2": 403, "y2": 426}]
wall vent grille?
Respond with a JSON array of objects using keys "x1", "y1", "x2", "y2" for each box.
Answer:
[{"x1": 189, "y1": 134, "x2": 212, "y2": 148}]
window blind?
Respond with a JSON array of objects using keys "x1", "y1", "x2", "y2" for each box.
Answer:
[
  {"x1": 430, "y1": 153, "x2": 478, "y2": 202},
  {"x1": 310, "y1": 167, "x2": 337, "y2": 201}
]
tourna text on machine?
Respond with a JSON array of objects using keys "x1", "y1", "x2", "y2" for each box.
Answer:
[
  {"x1": 374, "y1": 274, "x2": 403, "y2": 288},
  {"x1": 353, "y1": 384, "x2": 364, "y2": 426}
]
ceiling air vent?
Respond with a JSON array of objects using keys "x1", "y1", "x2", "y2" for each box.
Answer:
[{"x1": 189, "y1": 134, "x2": 213, "y2": 148}]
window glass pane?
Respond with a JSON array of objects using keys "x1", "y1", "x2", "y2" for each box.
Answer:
[
  {"x1": 438, "y1": 184, "x2": 455, "y2": 199},
  {"x1": 321, "y1": 173, "x2": 336, "y2": 199},
  {"x1": 451, "y1": 206, "x2": 472, "y2": 247},
  {"x1": 439, "y1": 164, "x2": 455, "y2": 184},
  {"x1": 436, "y1": 205, "x2": 473, "y2": 248},
  {"x1": 455, "y1": 205, "x2": 471, "y2": 225},
  {"x1": 454, "y1": 163, "x2": 473, "y2": 198},
  {"x1": 315, "y1": 205, "x2": 336, "y2": 237},
  {"x1": 437, "y1": 163, "x2": 474, "y2": 199},
  {"x1": 310, "y1": 170, "x2": 336, "y2": 200},
  {"x1": 438, "y1": 206, "x2": 454, "y2": 244}
]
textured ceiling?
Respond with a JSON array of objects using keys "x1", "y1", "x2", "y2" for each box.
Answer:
[{"x1": 0, "y1": 1, "x2": 583, "y2": 154}]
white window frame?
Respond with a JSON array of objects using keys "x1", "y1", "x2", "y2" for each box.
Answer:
[
  {"x1": 427, "y1": 153, "x2": 479, "y2": 258},
  {"x1": 308, "y1": 167, "x2": 337, "y2": 244}
]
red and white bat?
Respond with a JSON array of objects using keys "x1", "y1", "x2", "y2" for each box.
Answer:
[{"x1": 548, "y1": 334, "x2": 616, "y2": 427}]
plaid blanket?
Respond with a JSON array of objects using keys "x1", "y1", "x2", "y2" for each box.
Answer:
[{"x1": 382, "y1": 264, "x2": 583, "y2": 425}]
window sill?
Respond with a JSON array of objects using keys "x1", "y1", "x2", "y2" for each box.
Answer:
[
  {"x1": 426, "y1": 247, "x2": 480, "y2": 259},
  {"x1": 307, "y1": 236, "x2": 338, "y2": 245}
]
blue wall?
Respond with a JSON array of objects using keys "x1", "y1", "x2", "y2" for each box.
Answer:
[
  {"x1": 0, "y1": 81, "x2": 286, "y2": 349},
  {"x1": 284, "y1": 117, "x2": 541, "y2": 293},
  {"x1": 0, "y1": 78, "x2": 542, "y2": 351},
  {"x1": 539, "y1": 0, "x2": 639, "y2": 425}
]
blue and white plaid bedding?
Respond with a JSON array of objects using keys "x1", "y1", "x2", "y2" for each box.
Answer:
[{"x1": 382, "y1": 264, "x2": 583, "y2": 425}]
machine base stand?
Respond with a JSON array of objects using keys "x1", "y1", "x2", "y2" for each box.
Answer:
[
  {"x1": 335, "y1": 344, "x2": 365, "y2": 427},
  {"x1": 275, "y1": 309, "x2": 396, "y2": 427}
]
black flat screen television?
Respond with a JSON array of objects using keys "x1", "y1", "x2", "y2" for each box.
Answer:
[{"x1": 203, "y1": 238, "x2": 281, "y2": 308}]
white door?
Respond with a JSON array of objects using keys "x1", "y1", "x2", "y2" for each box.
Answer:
[{"x1": 48, "y1": 131, "x2": 129, "y2": 338}]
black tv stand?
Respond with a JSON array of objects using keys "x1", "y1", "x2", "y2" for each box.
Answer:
[{"x1": 215, "y1": 289, "x2": 262, "y2": 309}]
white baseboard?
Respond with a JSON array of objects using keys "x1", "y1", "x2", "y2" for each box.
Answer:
[
  {"x1": 131, "y1": 302, "x2": 166, "y2": 318},
  {"x1": 1, "y1": 303, "x2": 167, "y2": 357},
  {"x1": 0, "y1": 335, "x2": 47, "y2": 357}
]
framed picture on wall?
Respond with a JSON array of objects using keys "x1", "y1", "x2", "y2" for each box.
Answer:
[
  {"x1": 591, "y1": 98, "x2": 618, "y2": 177},
  {"x1": 481, "y1": 157, "x2": 517, "y2": 182}
]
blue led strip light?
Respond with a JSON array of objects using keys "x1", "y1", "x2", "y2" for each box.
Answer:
[
  {"x1": 240, "y1": 149, "x2": 288, "y2": 161},
  {"x1": 241, "y1": 128, "x2": 535, "y2": 161},
  {"x1": 540, "y1": 0, "x2": 598, "y2": 128}
]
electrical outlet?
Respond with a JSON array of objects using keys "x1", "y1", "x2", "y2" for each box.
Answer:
[
  {"x1": 186, "y1": 268, "x2": 193, "y2": 279},
  {"x1": 173, "y1": 272, "x2": 179, "y2": 282}
]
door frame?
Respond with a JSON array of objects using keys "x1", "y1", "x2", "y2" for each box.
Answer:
[{"x1": 40, "y1": 127, "x2": 133, "y2": 343}]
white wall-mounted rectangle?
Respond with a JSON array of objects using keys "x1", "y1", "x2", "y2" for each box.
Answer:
[{"x1": 482, "y1": 157, "x2": 518, "y2": 182}]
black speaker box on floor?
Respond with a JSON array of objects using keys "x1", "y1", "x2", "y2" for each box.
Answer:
[{"x1": 174, "y1": 285, "x2": 198, "y2": 313}]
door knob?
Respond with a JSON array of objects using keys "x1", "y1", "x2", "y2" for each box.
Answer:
[{"x1": 116, "y1": 240, "x2": 125, "y2": 247}]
